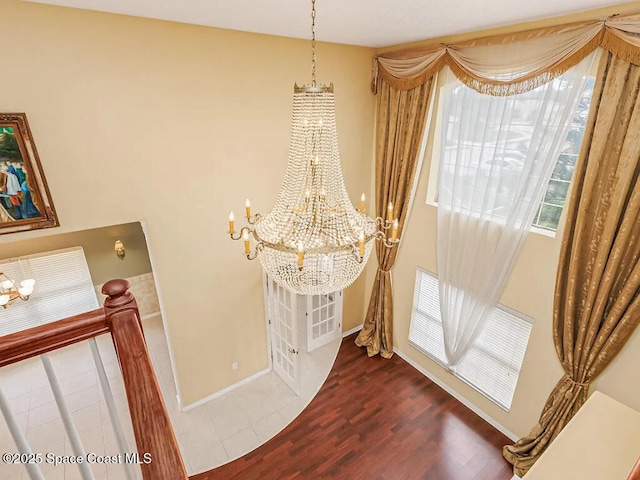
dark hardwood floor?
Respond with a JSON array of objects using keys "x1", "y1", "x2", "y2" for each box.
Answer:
[{"x1": 192, "y1": 334, "x2": 513, "y2": 480}]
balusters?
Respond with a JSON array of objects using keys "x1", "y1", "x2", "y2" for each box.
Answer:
[
  {"x1": 41, "y1": 354, "x2": 95, "y2": 480},
  {"x1": 0, "y1": 386, "x2": 45, "y2": 480},
  {"x1": 90, "y1": 338, "x2": 136, "y2": 480},
  {"x1": 0, "y1": 279, "x2": 188, "y2": 480}
]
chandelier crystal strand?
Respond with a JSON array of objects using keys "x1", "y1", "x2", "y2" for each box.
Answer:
[
  {"x1": 253, "y1": 84, "x2": 377, "y2": 294},
  {"x1": 227, "y1": 0, "x2": 399, "y2": 295}
]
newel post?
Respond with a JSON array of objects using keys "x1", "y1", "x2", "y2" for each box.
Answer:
[
  {"x1": 103, "y1": 279, "x2": 142, "y2": 331},
  {"x1": 102, "y1": 279, "x2": 188, "y2": 480}
]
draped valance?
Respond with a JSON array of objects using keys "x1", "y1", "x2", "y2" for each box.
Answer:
[{"x1": 373, "y1": 14, "x2": 640, "y2": 95}]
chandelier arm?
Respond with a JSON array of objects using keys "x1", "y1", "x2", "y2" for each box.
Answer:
[
  {"x1": 246, "y1": 242, "x2": 264, "y2": 261},
  {"x1": 375, "y1": 217, "x2": 394, "y2": 230},
  {"x1": 253, "y1": 231, "x2": 375, "y2": 255},
  {"x1": 377, "y1": 236, "x2": 401, "y2": 249},
  {"x1": 229, "y1": 226, "x2": 252, "y2": 241},
  {"x1": 372, "y1": 230, "x2": 399, "y2": 247},
  {"x1": 247, "y1": 213, "x2": 262, "y2": 225}
]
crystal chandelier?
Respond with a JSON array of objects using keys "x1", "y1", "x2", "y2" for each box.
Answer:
[
  {"x1": 227, "y1": 0, "x2": 399, "y2": 295},
  {"x1": 0, "y1": 272, "x2": 34, "y2": 308}
]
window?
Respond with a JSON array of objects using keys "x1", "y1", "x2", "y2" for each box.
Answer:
[
  {"x1": 427, "y1": 76, "x2": 595, "y2": 233},
  {"x1": 0, "y1": 247, "x2": 99, "y2": 337},
  {"x1": 532, "y1": 77, "x2": 595, "y2": 231},
  {"x1": 408, "y1": 268, "x2": 532, "y2": 410}
]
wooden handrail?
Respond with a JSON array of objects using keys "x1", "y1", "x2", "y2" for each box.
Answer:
[
  {"x1": 103, "y1": 279, "x2": 188, "y2": 480},
  {"x1": 0, "y1": 279, "x2": 188, "y2": 479},
  {"x1": 0, "y1": 309, "x2": 108, "y2": 368},
  {"x1": 628, "y1": 457, "x2": 640, "y2": 480}
]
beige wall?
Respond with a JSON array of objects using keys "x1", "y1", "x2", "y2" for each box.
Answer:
[
  {"x1": 0, "y1": 1, "x2": 375, "y2": 406},
  {"x1": 0, "y1": 222, "x2": 151, "y2": 285},
  {"x1": 392, "y1": 85, "x2": 640, "y2": 438}
]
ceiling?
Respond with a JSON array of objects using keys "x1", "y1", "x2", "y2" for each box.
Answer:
[{"x1": 26, "y1": 0, "x2": 626, "y2": 47}]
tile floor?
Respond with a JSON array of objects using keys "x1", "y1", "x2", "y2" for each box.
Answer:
[{"x1": 0, "y1": 315, "x2": 341, "y2": 479}]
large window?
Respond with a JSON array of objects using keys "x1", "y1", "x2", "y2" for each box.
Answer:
[
  {"x1": 0, "y1": 247, "x2": 98, "y2": 337},
  {"x1": 408, "y1": 268, "x2": 532, "y2": 410},
  {"x1": 428, "y1": 76, "x2": 595, "y2": 233},
  {"x1": 532, "y1": 77, "x2": 595, "y2": 231}
]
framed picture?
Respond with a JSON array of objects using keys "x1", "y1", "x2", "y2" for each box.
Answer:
[{"x1": 0, "y1": 113, "x2": 58, "y2": 235}]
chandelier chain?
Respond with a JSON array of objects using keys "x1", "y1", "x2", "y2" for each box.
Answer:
[{"x1": 311, "y1": 0, "x2": 316, "y2": 86}]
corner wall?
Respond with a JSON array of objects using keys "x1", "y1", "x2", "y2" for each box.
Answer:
[
  {"x1": 391, "y1": 83, "x2": 640, "y2": 438},
  {"x1": 0, "y1": 0, "x2": 375, "y2": 406}
]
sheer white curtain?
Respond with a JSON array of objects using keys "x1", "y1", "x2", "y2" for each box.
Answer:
[{"x1": 437, "y1": 54, "x2": 595, "y2": 368}]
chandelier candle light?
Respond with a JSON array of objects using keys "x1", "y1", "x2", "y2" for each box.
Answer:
[
  {"x1": 227, "y1": 0, "x2": 399, "y2": 295},
  {"x1": 0, "y1": 273, "x2": 35, "y2": 309}
]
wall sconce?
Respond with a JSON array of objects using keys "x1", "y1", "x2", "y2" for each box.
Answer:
[{"x1": 114, "y1": 240, "x2": 125, "y2": 260}]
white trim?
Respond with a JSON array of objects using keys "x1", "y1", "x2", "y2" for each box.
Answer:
[
  {"x1": 394, "y1": 346, "x2": 519, "y2": 441},
  {"x1": 180, "y1": 367, "x2": 271, "y2": 412},
  {"x1": 140, "y1": 311, "x2": 161, "y2": 321},
  {"x1": 407, "y1": 70, "x2": 439, "y2": 219},
  {"x1": 262, "y1": 270, "x2": 273, "y2": 372},
  {"x1": 41, "y1": 354, "x2": 95, "y2": 480},
  {"x1": 0, "y1": 385, "x2": 45, "y2": 480},
  {"x1": 530, "y1": 225, "x2": 557, "y2": 238},
  {"x1": 342, "y1": 325, "x2": 363, "y2": 338},
  {"x1": 90, "y1": 339, "x2": 136, "y2": 480},
  {"x1": 140, "y1": 219, "x2": 184, "y2": 409}
]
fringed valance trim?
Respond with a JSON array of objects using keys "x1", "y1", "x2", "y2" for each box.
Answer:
[
  {"x1": 601, "y1": 28, "x2": 640, "y2": 66},
  {"x1": 376, "y1": 55, "x2": 446, "y2": 92},
  {"x1": 445, "y1": 30, "x2": 604, "y2": 96},
  {"x1": 372, "y1": 13, "x2": 640, "y2": 95}
]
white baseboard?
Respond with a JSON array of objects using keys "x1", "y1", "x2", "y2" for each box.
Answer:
[
  {"x1": 180, "y1": 367, "x2": 271, "y2": 412},
  {"x1": 141, "y1": 311, "x2": 161, "y2": 321},
  {"x1": 394, "y1": 347, "x2": 519, "y2": 441},
  {"x1": 342, "y1": 325, "x2": 362, "y2": 338}
]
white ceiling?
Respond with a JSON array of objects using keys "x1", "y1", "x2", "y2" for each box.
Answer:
[{"x1": 26, "y1": 0, "x2": 625, "y2": 47}]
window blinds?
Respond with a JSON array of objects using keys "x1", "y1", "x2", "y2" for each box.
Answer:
[
  {"x1": 0, "y1": 247, "x2": 99, "y2": 337},
  {"x1": 409, "y1": 268, "x2": 532, "y2": 411}
]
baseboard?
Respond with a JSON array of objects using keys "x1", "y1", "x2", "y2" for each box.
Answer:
[
  {"x1": 141, "y1": 311, "x2": 161, "y2": 321},
  {"x1": 180, "y1": 367, "x2": 271, "y2": 412},
  {"x1": 342, "y1": 325, "x2": 362, "y2": 338},
  {"x1": 393, "y1": 347, "x2": 519, "y2": 441}
]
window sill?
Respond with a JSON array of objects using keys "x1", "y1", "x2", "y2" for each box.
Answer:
[
  {"x1": 409, "y1": 339, "x2": 512, "y2": 412},
  {"x1": 424, "y1": 201, "x2": 559, "y2": 238},
  {"x1": 530, "y1": 226, "x2": 557, "y2": 238}
]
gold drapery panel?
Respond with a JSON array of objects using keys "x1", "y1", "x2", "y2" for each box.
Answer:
[
  {"x1": 503, "y1": 52, "x2": 640, "y2": 477},
  {"x1": 373, "y1": 13, "x2": 640, "y2": 94},
  {"x1": 355, "y1": 77, "x2": 433, "y2": 358}
]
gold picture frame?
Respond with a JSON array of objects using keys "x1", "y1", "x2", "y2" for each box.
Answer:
[{"x1": 0, "y1": 113, "x2": 59, "y2": 235}]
